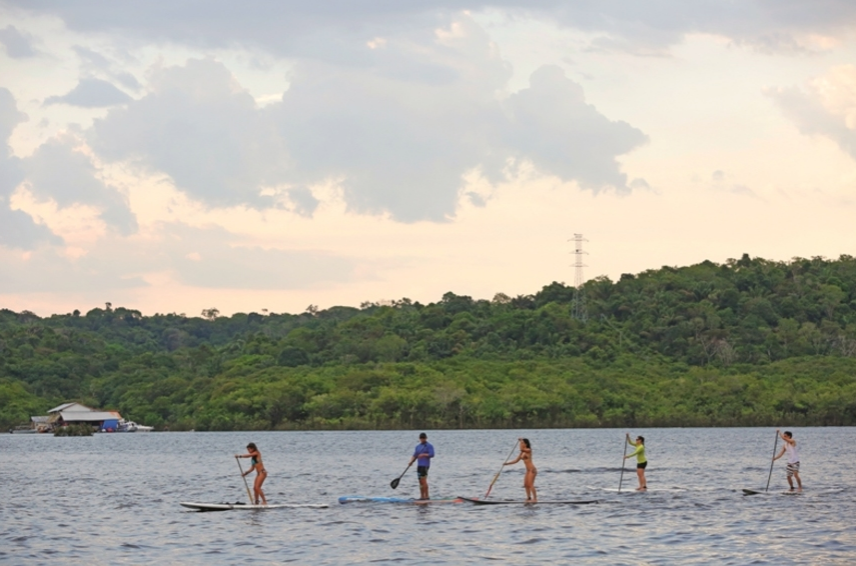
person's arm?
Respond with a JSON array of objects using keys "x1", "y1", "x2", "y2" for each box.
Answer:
[
  {"x1": 504, "y1": 452, "x2": 523, "y2": 466},
  {"x1": 626, "y1": 434, "x2": 636, "y2": 447},
  {"x1": 625, "y1": 445, "x2": 641, "y2": 459},
  {"x1": 772, "y1": 446, "x2": 786, "y2": 461}
]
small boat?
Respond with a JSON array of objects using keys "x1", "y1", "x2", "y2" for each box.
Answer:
[
  {"x1": 8, "y1": 426, "x2": 37, "y2": 434},
  {"x1": 118, "y1": 420, "x2": 154, "y2": 432}
]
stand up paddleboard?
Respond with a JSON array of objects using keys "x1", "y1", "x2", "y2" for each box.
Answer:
[
  {"x1": 742, "y1": 489, "x2": 803, "y2": 496},
  {"x1": 181, "y1": 502, "x2": 329, "y2": 511},
  {"x1": 459, "y1": 497, "x2": 599, "y2": 505},
  {"x1": 338, "y1": 496, "x2": 463, "y2": 504}
]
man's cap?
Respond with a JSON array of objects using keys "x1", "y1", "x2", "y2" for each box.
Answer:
[{"x1": 419, "y1": 432, "x2": 427, "y2": 438}]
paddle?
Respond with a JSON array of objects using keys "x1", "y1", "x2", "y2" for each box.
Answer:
[
  {"x1": 484, "y1": 440, "x2": 520, "y2": 499},
  {"x1": 390, "y1": 462, "x2": 413, "y2": 490},
  {"x1": 235, "y1": 456, "x2": 254, "y2": 504},
  {"x1": 765, "y1": 430, "x2": 779, "y2": 493},
  {"x1": 618, "y1": 434, "x2": 630, "y2": 494}
]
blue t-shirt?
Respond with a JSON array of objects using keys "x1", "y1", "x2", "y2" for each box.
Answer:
[{"x1": 413, "y1": 441, "x2": 434, "y2": 467}]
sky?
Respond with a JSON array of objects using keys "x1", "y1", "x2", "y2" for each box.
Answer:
[{"x1": 1, "y1": 1, "x2": 856, "y2": 317}]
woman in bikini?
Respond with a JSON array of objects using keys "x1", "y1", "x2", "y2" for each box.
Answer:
[
  {"x1": 504, "y1": 438, "x2": 537, "y2": 502},
  {"x1": 236, "y1": 442, "x2": 268, "y2": 505}
]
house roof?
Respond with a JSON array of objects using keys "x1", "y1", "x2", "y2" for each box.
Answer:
[
  {"x1": 60, "y1": 411, "x2": 122, "y2": 422},
  {"x1": 48, "y1": 402, "x2": 94, "y2": 413},
  {"x1": 31, "y1": 416, "x2": 50, "y2": 423}
]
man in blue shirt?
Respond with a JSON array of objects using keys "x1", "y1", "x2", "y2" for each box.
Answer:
[{"x1": 409, "y1": 432, "x2": 434, "y2": 500}]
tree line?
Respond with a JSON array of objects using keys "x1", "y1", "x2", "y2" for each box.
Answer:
[{"x1": 2, "y1": 253, "x2": 855, "y2": 430}]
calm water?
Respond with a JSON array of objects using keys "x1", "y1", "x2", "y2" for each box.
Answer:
[{"x1": 2, "y1": 428, "x2": 855, "y2": 565}]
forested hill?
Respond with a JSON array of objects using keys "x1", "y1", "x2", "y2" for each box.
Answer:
[{"x1": 3, "y1": 253, "x2": 856, "y2": 430}]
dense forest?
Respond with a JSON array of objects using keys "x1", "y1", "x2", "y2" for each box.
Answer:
[{"x1": 2, "y1": 253, "x2": 856, "y2": 430}]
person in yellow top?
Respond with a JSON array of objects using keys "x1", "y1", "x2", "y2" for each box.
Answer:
[{"x1": 624, "y1": 433, "x2": 647, "y2": 491}]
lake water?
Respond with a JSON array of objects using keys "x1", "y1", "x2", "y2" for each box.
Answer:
[{"x1": 2, "y1": 428, "x2": 855, "y2": 564}]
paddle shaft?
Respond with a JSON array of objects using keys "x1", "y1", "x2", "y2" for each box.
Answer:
[
  {"x1": 390, "y1": 461, "x2": 413, "y2": 489},
  {"x1": 484, "y1": 440, "x2": 521, "y2": 499},
  {"x1": 765, "y1": 431, "x2": 779, "y2": 493},
  {"x1": 618, "y1": 435, "x2": 630, "y2": 493},
  {"x1": 236, "y1": 457, "x2": 254, "y2": 504}
]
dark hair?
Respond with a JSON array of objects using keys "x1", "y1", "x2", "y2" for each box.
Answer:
[
  {"x1": 419, "y1": 432, "x2": 427, "y2": 439},
  {"x1": 784, "y1": 431, "x2": 792, "y2": 438},
  {"x1": 637, "y1": 436, "x2": 645, "y2": 444},
  {"x1": 247, "y1": 442, "x2": 258, "y2": 451},
  {"x1": 521, "y1": 438, "x2": 531, "y2": 449}
]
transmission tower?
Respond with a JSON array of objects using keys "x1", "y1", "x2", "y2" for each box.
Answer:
[{"x1": 571, "y1": 233, "x2": 588, "y2": 322}]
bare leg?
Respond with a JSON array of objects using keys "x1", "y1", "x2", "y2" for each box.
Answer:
[
  {"x1": 636, "y1": 468, "x2": 647, "y2": 490},
  {"x1": 789, "y1": 469, "x2": 802, "y2": 492},
  {"x1": 530, "y1": 471, "x2": 537, "y2": 502},
  {"x1": 255, "y1": 473, "x2": 267, "y2": 505},
  {"x1": 419, "y1": 476, "x2": 429, "y2": 499},
  {"x1": 524, "y1": 470, "x2": 537, "y2": 502}
]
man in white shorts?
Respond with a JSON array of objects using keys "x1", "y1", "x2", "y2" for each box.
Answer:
[{"x1": 772, "y1": 429, "x2": 802, "y2": 492}]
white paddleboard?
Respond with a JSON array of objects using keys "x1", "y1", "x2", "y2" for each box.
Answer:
[{"x1": 181, "y1": 501, "x2": 328, "y2": 511}]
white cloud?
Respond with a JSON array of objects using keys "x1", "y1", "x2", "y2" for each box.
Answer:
[
  {"x1": 768, "y1": 65, "x2": 856, "y2": 160},
  {"x1": 84, "y1": 17, "x2": 647, "y2": 222},
  {"x1": 20, "y1": 134, "x2": 138, "y2": 235},
  {"x1": 0, "y1": 88, "x2": 60, "y2": 249},
  {"x1": 0, "y1": 221, "x2": 365, "y2": 293},
  {"x1": 0, "y1": 25, "x2": 38, "y2": 58},
  {"x1": 44, "y1": 78, "x2": 133, "y2": 108},
  {"x1": 500, "y1": 64, "x2": 647, "y2": 192},
  {"x1": 8, "y1": 1, "x2": 856, "y2": 57},
  {"x1": 90, "y1": 58, "x2": 289, "y2": 209}
]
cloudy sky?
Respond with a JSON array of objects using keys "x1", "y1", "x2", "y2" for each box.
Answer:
[{"x1": 2, "y1": 1, "x2": 856, "y2": 316}]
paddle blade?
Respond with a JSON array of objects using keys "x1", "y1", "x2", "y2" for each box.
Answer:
[{"x1": 390, "y1": 477, "x2": 400, "y2": 490}]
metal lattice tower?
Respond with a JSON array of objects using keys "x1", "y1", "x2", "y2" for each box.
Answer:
[{"x1": 571, "y1": 233, "x2": 588, "y2": 322}]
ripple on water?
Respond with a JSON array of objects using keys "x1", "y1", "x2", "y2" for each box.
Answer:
[{"x1": 2, "y1": 428, "x2": 855, "y2": 565}]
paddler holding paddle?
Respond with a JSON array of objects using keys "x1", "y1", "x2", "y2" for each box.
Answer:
[
  {"x1": 772, "y1": 429, "x2": 802, "y2": 492},
  {"x1": 625, "y1": 433, "x2": 647, "y2": 491},
  {"x1": 409, "y1": 432, "x2": 434, "y2": 500},
  {"x1": 236, "y1": 442, "x2": 268, "y2": 505},
  {"x1": 503, "y1": 438, "x2": 537, "y2": 502}
]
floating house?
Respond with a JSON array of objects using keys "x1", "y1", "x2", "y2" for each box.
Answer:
[{"x1": 45, "y1": 402, "x2": 123, "y2": 432}]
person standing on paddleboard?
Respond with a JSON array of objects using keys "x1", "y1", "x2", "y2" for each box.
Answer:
[
  {"x1": 236, "y1": 442, "x2": 268, "y2": 505},
  {"x1": 625, "y1": 433, "x2": 647, "y2": 490},
  {"x1": 503, "y1": 438, "x2": 537, "y2": 502},
  {"x1": 409, "y1": 432, "x2": 434, "y2": 500},
  {"x1": 772, "y1": 429, "x2": 802, "y2": 492}
]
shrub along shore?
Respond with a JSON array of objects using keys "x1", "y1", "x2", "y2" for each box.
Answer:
[{"x1": 2, "y1": 254, "x2": 855, "y2": 430}]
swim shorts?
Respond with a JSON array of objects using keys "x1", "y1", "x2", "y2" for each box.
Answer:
[
  {"x1": 786, "y1": 462, "x2": 800, "y2": 478},
  {"x1": 417, "y1": 465, "x2": 429, "y2": 478},
  {"x1": 637, "y1": 461, "x2": 648, "y2": 470}
]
